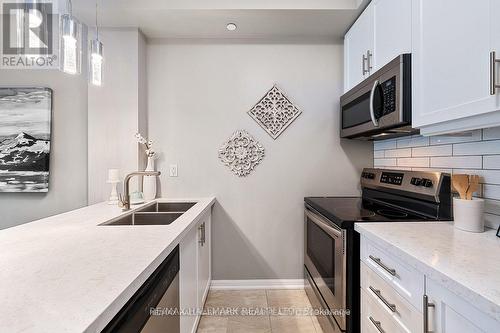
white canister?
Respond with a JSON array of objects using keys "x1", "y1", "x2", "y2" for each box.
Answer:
[{"x1": 453, "y1": 198, "x2": 485, "y2": 233}]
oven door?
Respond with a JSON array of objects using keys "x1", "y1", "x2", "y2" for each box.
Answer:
[{"x1": 304, "y1": 207, "x2": 346, "y2": 331}]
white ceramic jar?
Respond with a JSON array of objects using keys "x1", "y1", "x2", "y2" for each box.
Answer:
[{"x1": 453, "y1": 197, "x2": 485, "y2": 233}]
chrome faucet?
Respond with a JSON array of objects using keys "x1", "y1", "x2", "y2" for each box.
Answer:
[{"x1": 119, "y1": 171, "x2": 161, "y2": 210}]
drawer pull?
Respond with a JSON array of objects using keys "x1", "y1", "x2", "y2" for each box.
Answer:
[
  {"x1": 369, "y1": 316, "x2": 386, "y2": 333},
  {"x1": 369, "y1": 286, "x2": 397, "y2": 312},
  {"x1": 369, "y1": 255, "x2": 396, "y2": 276}
]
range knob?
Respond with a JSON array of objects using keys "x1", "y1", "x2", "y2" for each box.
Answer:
[
  {"x1": 362, "y1": 172, "x2": 375, "y2": 180},
  {"x1": 423, "y1": 179, "x2": 433, "y2": 188},
  {"x1": 411, "y1": 177, "x2": 422, "y2": 186}
]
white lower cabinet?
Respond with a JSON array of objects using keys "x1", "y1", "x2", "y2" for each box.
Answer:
[
  {"x1": 361, "y1": 262, "x2": 422, "y2": 332},
  {"x1": 196, "y1": 213, "x2": 211, "y2": 310},
  {"x1": 360, "y1": 236, "x2": 499, "y2": 333},
  {"x1": 424, "y1": 278, "x2": 498, "y2": 333},
  {"x1": 361, "y1": 235, "x2": 424, "y2": 311},
  {"x1": 361, "y1": 289, "x2": 402, "y2": 333},
  {"x1": 179, "y1": 209, "x2": 212, "y2": 333}
]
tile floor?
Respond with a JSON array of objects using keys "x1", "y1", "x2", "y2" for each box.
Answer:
[{"x1": 196, "y1": 289, "x2": 324, "y2": 333}]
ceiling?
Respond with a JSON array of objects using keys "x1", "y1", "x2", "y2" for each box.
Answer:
[{"x1": 71, "y1": 0, "x2": 369, "y2": 41}]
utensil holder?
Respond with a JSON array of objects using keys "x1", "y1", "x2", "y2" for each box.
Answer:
[{"x1": 453, "y1": 198, "x2": 484, "y2": 233}]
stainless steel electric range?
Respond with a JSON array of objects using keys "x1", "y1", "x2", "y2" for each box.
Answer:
[{"x1": 304, "y1": 168, "x2": 452, "y2": 333}]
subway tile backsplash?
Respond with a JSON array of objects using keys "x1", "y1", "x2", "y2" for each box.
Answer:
[
  {"x1": 484, "y1": 156, "x2": 500, "y2": 169},
  {"x1": 373, "y1": 130, "x2": 500, "y2": 230},
  {"x1": 430, "y1": 156, "x2": 483, "y2": 169}
]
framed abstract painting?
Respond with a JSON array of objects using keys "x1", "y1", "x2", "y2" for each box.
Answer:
[{"x1": 0, "y1": 88, "x2": 52, "y2": 192}]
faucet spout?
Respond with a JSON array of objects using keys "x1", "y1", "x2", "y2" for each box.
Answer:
[{"x1": 119, "y1": 171, "x2": 161, "y2": 210}]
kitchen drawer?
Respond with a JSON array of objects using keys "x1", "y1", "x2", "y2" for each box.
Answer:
[
  {"x1": 361, "y1": 236, "x2": 424, "y2": 310},
  {"x1": 361, "y1": 289, "x2": 402, "y2": 333},
  {"x1": 361, "y1": 261, "x2": 422, "y2": 332}
]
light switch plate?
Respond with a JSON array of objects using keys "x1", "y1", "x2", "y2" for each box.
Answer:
[{"x1": 169, "y1": 164, "x2": 178, "y2": 177}]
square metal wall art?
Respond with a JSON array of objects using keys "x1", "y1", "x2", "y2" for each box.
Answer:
[
  {"x1": 248, "y1": 85, "x2": 302, "y2": 139},
  {"x1": 218, "y1": 130, "x2": 265, "y2": 177}
]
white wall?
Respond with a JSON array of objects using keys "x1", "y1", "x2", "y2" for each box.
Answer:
[
  {"x1": 374, "y1": 130, "x2": 500, "y2": 230},
  {"x1": 0, "y1": 70, "x2": 88, "y2": 229},
  {"x1": 147, "y1": 41, "x2": 372, "y2": 279},
  {"x1": 88, "y1": 29, "x2": 148, "y2": 204}
]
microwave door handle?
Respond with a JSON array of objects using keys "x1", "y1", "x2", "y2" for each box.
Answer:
[{"x1": 369, "y1": 80, "x2": 380, "y2": 127}]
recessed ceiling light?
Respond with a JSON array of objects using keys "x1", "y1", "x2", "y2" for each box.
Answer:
[{"x1": 226, "y1": 23, "x2": 237, "y2": 31}]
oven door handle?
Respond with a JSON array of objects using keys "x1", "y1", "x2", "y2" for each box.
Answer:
[
  {"x1": 369, "y1": 79, "x2": 380, "y2": 127},
  {"x1": 305, "y1": 209, "x2": 342, "y2": 239}
]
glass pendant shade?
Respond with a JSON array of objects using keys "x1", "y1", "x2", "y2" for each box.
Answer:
[
  {"x1": 90, "y1": 39, "x2": 103, "y2": 86},
  {"x1": 60, "y1": 14, "x2": 82, "y2": 75}
]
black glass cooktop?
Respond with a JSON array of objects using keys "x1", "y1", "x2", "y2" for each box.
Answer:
[{"x1": 305, "y1": 196, "x2": 432, "y2": 228}]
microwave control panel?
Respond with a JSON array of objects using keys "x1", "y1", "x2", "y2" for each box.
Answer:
[{"x1": 382, "y1": 77, "x2": 396, "y2": 115}]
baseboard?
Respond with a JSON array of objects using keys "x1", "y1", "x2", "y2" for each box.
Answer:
[{"x1": 210, "y1": 279, "x2": 305, "y2": 290}]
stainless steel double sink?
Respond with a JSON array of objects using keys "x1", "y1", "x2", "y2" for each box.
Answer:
[{"x1": 100, "y1": 202, "x2": 196, "y2": 226}]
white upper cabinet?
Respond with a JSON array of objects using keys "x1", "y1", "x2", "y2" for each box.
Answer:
[
  {"x1": 412, "y1": 0, "x2": 500, "y2": 134},
  {"x1": 491, "y1": 0, "x2": 500, "y2": 107},
  {"x1": 345, "y1": 0, "x2": 500, "y2": 134},
  {"x1": 344, "y1": 3, "x2": 374, "y2": 92},
  {"x1": 372, "y1": 0, "x2": 411, "y2": 71},
  {"x1": 344, "y1": 0, "x2": 411, "y2": 93}
]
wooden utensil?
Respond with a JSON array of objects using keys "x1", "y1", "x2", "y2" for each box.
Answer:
[
  {"x1": 466, "y1": 175, "x2": 480, "y2": 200},
  {"x1": 452, "y1": 174, "x2": 469, "y2": 200}
]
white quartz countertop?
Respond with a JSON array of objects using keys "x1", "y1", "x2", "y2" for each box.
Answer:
[
  {"x1": 0, "y1": 197, "x2": 216, "y2": 333},
  {"x1": 355, "y1": 222, "x2": 500, "y2": 322}
]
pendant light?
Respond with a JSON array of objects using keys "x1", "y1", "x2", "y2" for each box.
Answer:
[
  {"x1": 90, "y1": 2, "x2": 103, "y2": 86},
  {"x1": 60, "y1": 0, "x2": 81, "y2": 74}
]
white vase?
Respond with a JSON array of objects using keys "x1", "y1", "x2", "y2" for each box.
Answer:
[{"x1": 143, "y1": 157, "x2": 157, "y2": 201}]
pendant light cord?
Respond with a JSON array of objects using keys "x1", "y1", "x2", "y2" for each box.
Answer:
[
  {"x1": 66, "y1": 0, "x2": 72, "y2": 16},
  {"x1": 95, "y1": 2, "x2": 99, "y2": 40}
]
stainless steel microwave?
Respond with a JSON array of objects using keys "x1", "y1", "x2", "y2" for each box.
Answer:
[{"x1": 340, "y1": 54, "x2": 418, "y2": 140}]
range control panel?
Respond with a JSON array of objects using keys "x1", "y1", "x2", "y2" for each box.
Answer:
[
  {"x1": 380, "y1": 172, "x2": 404, "y2": 185},
  {"x1": 360, "y1": 168, "x2": 448, "y2": 200}
]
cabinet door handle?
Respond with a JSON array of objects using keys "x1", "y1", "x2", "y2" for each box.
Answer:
[
  {"x1": 198, "y1": 223, "x2": 205, "y2": 246},
  {"x1": 490, "y1": 51, "x2": 500, "y2": 95},
  {"x1": 202, "y1": 222, "x2": 206, "y2": 245},
  {"x1": 369, "y1": 316, "x2": 386, "y2": 333},
  {"x1": 423, "y1": 294, "x2": 435, "y2": 333},
  {"x1": 369, "y1": 286, "x2": 396, "y2": 312},
  {"x1": 363, "y1": 54, "x2": 368, "y2": 75},
  {"x1": 369, "y1": 255, "x2": 396, "y2": 276},
  {"x1": 367, "y1": 50, "x2": 373, "y2": 73}
]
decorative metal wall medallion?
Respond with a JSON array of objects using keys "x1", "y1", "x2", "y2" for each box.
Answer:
[
  {"x1": 218, "y1": 130, "x2": 265, "y2": 177},
  {"x1": 248, "y1": 85, "x2": 302, "y2": 139}
]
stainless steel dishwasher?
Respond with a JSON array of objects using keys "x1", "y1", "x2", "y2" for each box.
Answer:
[{"x1": 103, "y1": 246, "x2": 180, "y2": 333}]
